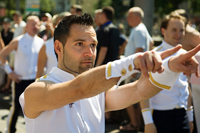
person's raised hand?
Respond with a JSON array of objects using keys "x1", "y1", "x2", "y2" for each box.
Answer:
[
  {"x1": 134, "y1": 45, "x2": 182, "y2": 77},
  {"x1": 168, "y1": 44, "x2": 200, "y2": 77}
]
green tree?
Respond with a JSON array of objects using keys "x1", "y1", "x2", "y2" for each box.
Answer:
[
  {"x1": 189, "y1": 0, "x2": 200, "y2": 13},
  {"x1": 94, "y1": 0, "x2": 112, "y2": 9},
  {"x1": 1, "y1": 0, "x2": 25, "y2": 17},
  {"x1": 94, "y1": 0, "x2": 131, "y2": 19},
  {"x1": 154, "y1": 0, "x2": 186, "y2": 16},
  {"x1": 40, "y1": 0, "x2": 55, "y2": 14}
]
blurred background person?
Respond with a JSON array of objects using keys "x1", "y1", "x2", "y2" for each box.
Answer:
[
  {"x1": 12, "y1": 11, "x2": 26, "y2": 39},
  {"x1": 7, "y1": 11, "x2": 27, "y2": 95},
  {"x1": 36, "y1": 12, "x2": 71, "y2": 78},
  {"x1": 119, "y1": 7, "x2": 153, "y2": 132},
  {"x1": 175, "y1": 9, "x2": 200, "y2": 51},
  {"x1": 94, "y1": 9, "x2": 102, "y2": 31},
  {"x1": 38, "y1": 13, "x2": 54, "y2": 41},
  {"x1": 140, "y1": 11, "x2": 193, "y2": 133},
  {"x1": 0, "y1": 18, "x2": 13, "y2": 93},
  {"x1": 70, "y1": 4, "x2": 82, "y2": 15},
  {"x1": 0, "y1": 33, "x2": 6, "y2": 91},
  {"x1": 0, "y1": 15, "x2": 44, "y2": 133}
]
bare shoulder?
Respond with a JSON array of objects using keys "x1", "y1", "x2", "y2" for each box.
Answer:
[
  {"x1": 39, "y1": 43, "x2": 46, "y2": 53},
  {"x1": 8, "y1": 37, "x2": 19, "y2": 50}
]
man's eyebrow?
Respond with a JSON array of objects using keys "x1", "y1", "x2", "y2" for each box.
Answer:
[
  {"x1": 74, "y1": 39, "x2": 86, "y2": 42},
  {"x1": 74, "y1": 39, "x2": 98, "y2": 43}
]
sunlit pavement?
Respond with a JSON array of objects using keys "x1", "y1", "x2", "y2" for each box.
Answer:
[{"x1": 0, "y1": 107, "x2": 26, "y2": 133}]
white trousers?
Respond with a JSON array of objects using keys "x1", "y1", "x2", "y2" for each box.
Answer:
[{"x1": 191, "y1": 84, "x2": 200, "y2": 133}]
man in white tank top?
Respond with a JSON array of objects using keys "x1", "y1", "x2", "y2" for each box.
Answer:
[
  {"x1": 0, "y1": 15, "x2": 44, "y2": 133},
  {"x1": 17, "y1": 13, "x2": 200, "y2": 133}
]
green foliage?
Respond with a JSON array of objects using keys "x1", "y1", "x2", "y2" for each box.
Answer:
[
  {"x1": 111, "y1": 0, "x2": 130, "y2": 19},
  {"x1": 154, "y1": 0, "x2": 187, "y2": 16},
  {"x1": 40, "y1": 0, "x2": 55, "y2": 14},
  {"x1": 94, "y1": 0, "x2": 112, "y2": 9},
  {"x1": 1, "y1": 0, "x2": 25, "y2": 17},
  {"x1": 189, "y1": 0, "x2": 200, "y2": 13},
  {"x1": 94, "y1": 0, "x2": 131, "y2": 19}
]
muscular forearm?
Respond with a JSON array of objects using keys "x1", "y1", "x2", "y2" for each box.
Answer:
[
  {"x1": 105, "y1": 76, "x2": 161, "y2": 112},
  {"x1": 69, "y1": 65, "x2": 119, "y2": 98}
]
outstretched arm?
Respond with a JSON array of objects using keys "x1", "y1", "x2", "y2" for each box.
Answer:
[
  {"x1": 23, "y1": 45, "x2": 188, "y2": 119},
  {"x1": 105, "y1": 44, "x2": 200, "y2": 112}
]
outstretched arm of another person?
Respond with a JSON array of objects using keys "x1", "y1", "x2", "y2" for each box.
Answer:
[
  {"x1": 36, "y1": 44, "x2": 47, "y2": 78},
  {"x1": 140, "y1": 99, "x2": 157, "y2": 133}
]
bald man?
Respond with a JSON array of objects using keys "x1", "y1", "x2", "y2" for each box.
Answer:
[
  {"x1": 0, "y1": 15, "x2": 44, "y2": 133},
  {"x1": 120, "y1": 7, "x2": 153, "y2": 131}
]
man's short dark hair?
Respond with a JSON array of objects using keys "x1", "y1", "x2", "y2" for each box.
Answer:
[
  {"x1": 102, "y1": 6, "x2": 115, "y2": 21},
  {"x1": 54, "y1": 13, "x2": 94, "y2": 59}
]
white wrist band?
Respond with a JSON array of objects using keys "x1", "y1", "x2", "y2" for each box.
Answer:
[
  {"x1": 3, "y1": 63, "x2": 12, "y2": 74},
  {"x1": 105, "y1": 53, "x2": 140, "y2": 89},
  {"x1": 187, "y1": 106, "x2": 194, "y2": 122},
  {"x1": 149, "y1": 57, "x2": 180, "y2": 90},
  {"x1": 142, "y1": 108, "x2": 153, "y2": 125}
]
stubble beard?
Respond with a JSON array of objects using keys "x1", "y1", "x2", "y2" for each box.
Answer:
[{"x1": 63, "y1": 51, "x2": 94, "y2": 74}]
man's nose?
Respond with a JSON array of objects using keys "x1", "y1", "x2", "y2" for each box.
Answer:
[{"x1": 84, "y1": 46, "x2": 94, "y2": 57}]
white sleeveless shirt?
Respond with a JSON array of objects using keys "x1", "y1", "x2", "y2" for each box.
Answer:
[
  {"x1": 19, "y1": 67, "x2": 105, "y2": 133},
  {"x1": 14, "y1": 33, "x2": 44, "y2": 80},
  {"x1": 44, "y1": 37, "x2": 57, "y2": 74}
]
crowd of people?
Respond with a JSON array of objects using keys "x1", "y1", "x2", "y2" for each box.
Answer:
[{"x1": 0, "y1": 4, "x2": 200, "y2": 133}]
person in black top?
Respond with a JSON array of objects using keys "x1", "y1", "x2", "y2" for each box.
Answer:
[
  {"x1": 1, "y1": 18, "x2": 13, "y2": 46},
  {"x1": 95, "y1": 6, "x2": 120, "y2": 66},
  {"x1": 95, "y1": 6, "x2": 121, "y2": 123},
  {"x1": 0, "y1": 18, "x2": 13, "y2": 93}
]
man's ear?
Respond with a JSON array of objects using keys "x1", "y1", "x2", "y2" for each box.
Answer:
[
  {"x1": 54, "y1": 40, "x2": 63, "y2": 57},
  {"x1": 161, "y1": 28, "x2": 165, "y2": 37}
]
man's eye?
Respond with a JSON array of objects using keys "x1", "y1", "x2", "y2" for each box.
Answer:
[
  {"x1": 91, "y1": 44, "x2": 96, "y2": 48},
  {"x1": 76, "y1": 43, "x2": 83, "y2": 46}
]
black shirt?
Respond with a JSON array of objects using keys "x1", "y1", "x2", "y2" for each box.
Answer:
[
  {"x1": 96, "y1": 23, "x2": 120, "y2": 65},
  {"x1": 1, "y1": 29, "x2": 13, "y2": 46}
]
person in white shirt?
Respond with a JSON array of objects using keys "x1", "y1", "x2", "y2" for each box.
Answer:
[
  {"x1": 0, "y1": 15, "x2": 44, "y2": 133},
  {"x1": 140, "y1": 12, "x2": 194, "y2": 133},
  {"x1": 36, "y1": 12, "x2": 71, "y2": 78},
  {"x1": 18, "y1": 13, "x2": 200, "y2": 133},
  {"x1": 12, "y1": 11, "x2": 26, "y2": 39},
  {"x1": 119, "y1": 7, "x2": 154, "y2": 132}
]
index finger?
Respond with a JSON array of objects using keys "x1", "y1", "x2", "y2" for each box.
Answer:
[
  {"x1": 160, "y1": 44, "x2": 182, "y2": 59},
  {"x1": 183, "y1": 44, "x2": 200, "y2": 59}
]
